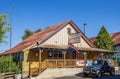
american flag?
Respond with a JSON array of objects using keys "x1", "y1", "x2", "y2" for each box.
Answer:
[{"x1": 67, "y1": 43, "x2": 80, "y2": 54}]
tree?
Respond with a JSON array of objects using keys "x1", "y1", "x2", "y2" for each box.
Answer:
[
  {"x1": 45, "y1": 26, "x2": 50, "y2": 30},
  {"x1": 22, "y1": 28, "x2": 42, "y2": 40},
  {"x1": 94, "y1": 26, "x2": 114, "y2": 51},
  {"x1": 0, "y1": 14, "x2": 10, "y2": 43},
  {"x1": 34, "y1": 28, "x2": 42, "y2": 33},
  {"x1": 22, "y1": 29, "x2": 33, "y2": 40}
]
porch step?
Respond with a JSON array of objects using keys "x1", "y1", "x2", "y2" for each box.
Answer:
[{"x1": 32, "y1": 68, "x2": 83, "y2": 79}]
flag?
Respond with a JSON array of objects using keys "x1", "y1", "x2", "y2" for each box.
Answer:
[{"x1": 67, "y1": 43, "x2": 80, "y2": 54}]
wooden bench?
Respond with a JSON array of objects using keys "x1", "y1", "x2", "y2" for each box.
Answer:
[{"x1": 1, "y1": 72, "x2": 15, "y2": 79}]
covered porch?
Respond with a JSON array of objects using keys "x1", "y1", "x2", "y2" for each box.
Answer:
[{"x1": 28, "y1": 45, "x2": 117, "y2": 77}]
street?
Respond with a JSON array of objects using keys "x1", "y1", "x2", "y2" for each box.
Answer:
[{"x1": 53, "y1": 71, "x2": 120, "y2": 79}]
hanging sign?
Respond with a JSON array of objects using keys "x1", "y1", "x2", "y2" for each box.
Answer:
[{"x1": 69, "y1": 33, "x2": 81, "y2": 44}]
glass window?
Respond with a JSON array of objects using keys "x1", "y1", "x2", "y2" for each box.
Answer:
[
  {"x1": 92, "y1": 60, "x2": 103, "y2": 65},
  {"x1": 47, "y1": 50, "x2": 63, "y2": 59}
]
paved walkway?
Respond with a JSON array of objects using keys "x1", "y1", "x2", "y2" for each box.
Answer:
[
  {"x1": 31, "y1": 67, "x2": 120, "y2": 79},
  {"x1": 31, "y1": 68, "x2": 83, "y2": 79}
]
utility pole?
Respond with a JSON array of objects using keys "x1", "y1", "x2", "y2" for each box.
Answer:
[
  {"x1": 10, "y1": 3, "x2": 12, "y2": 49},
  {"x1": 9, "y1": 3, "x2": 12, "y2": 72}
]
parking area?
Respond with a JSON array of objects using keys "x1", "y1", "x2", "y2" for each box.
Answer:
[
  {"x1": 40, "y1": 70, "x2": 120, "y2": 79},
  {"x1": 53, "y1": 71, "x2": 120, "y2": 79}
]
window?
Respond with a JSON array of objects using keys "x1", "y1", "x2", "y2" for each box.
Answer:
[
  {"x1": 47, "y1": 50, "x2": 63, "y2": 59},
  {"x1": 67, "y1": 28, "x2": 71, "y2": 34}
]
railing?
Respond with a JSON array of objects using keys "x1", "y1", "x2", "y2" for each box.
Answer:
[
  {"x1": 30, "y1": 59, "x2": 48, "y2": 77},
  {"x1": 40, "y1": 60, "x2": 48, "y2": 72},
  {"x1": 47, "y1": 59, "x2": 76, "y2": 68},
  {"x1": 30, "y1": 68, "x2": 39, "y2": 77}
]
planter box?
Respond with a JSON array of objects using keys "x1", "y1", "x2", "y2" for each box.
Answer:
[{"x1": 15, "y1": 74, "x2": 22, "y2": 79}]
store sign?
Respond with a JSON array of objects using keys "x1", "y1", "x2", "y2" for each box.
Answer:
[
  {"x1": 69, "y1": 33, "x2": 81, "y2": 44},
  {"x1": 76, "y1": 60, "x2": 85, "y2": 66}
]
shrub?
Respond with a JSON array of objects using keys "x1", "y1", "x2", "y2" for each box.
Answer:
[{"x1": 0, "y1": 55, "x2": 21, "y2": 73}]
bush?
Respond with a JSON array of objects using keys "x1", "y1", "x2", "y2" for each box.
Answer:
[{"x1": 0, "y1": 55, "x2": 21, "y2": 73}]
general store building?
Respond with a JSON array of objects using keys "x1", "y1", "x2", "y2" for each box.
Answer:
[{"x1": 1, "y1": 20, "x2": 116, "y2": 77}]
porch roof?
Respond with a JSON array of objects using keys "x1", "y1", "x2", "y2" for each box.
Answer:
[{"x1": 30, "y1": 45, "x2": 118, "y2": 53}]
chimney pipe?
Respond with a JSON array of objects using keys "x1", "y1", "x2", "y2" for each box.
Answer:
[{"x1": 84, "y1": 23, "x2": 87, "y2": 35}]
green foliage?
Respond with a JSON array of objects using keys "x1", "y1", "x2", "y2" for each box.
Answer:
[
  {"x1": 22, "y1": 28, "x2": 42, "y2": 40},
  {"x1": 0, "y1": 55, "x2": 21, "y2": 74},
  {"x1": 22, "y1": 29, "x2": 33, "y2": 40},
  {"x1": 94, "y1": 26, "x2": 114, "y2": 50},
  {"x1": 45, "y1": 27, "x2": 50, "y2": 30},
  {"x1": 34, "y1": 28, "x2": 42, "y2": 33},
  {"x1": 0, "y1": 14, "x2": 10, "y2": 43}
]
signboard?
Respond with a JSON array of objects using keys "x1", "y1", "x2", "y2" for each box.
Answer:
[
  {"x1": 86, "y1": 60, "x2": 92, "y2": 66},
  {"x1": 69, "y1": 33, "x2": 81, "y2": 44},
  {"x1": 76, "y1": 60, "x2": 85, "y2": 66},
  {"x1": 76, "y1": 60, "x2": 93, "y2": 66}
]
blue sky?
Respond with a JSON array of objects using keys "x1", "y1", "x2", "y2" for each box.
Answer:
[{"x1": 0, "y1": 0, "x2": 120, "y2": 51}]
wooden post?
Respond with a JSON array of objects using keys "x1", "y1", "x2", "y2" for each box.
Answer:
[
  {"x1": 29, "y1": 62, "x2": 32, "y2": 78},
  {"x1": 39, "y1": 49, "x2": 43, "y2": 73},
  {"x1": 100, "y1": 53, "x2": 104, "y2": 59},
  {"x1": 56, "y1": 60, "x2": 57, "y2": 68},
  {"x1": 62, "y1": 50, "x2": 66, "y2": 68},
  {"x1": 75, "y1": 53, "x2": 78, "y2": 68},
  {"x1": 83, "y1": 52, "x2": 87, "y2": 67}
]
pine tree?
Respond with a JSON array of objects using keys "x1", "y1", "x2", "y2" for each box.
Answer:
[
  {"x1": 94, "y1": 26, "x2": 114, "y2": 50},
  {"x1": 22, "y1": 29, "x2": 33, "y2": 40},
  {"x1": 22, "y1": 28, "x2": 42, "y2": 40}
]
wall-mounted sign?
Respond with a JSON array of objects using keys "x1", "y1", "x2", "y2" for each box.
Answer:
[
  {"x1": 69, "y1": 33, "x2": 81, "y2": 44},
  {"x1": 76, "y1": 60, "x2": 85, "y2": 66},
  {"x1": 76, "y1": 60, "x2": 93, "y2": 66}
]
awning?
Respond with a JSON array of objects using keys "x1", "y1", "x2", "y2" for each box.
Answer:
[{"x1": 30, "y1": 45, "x2": 119, "y2": 53}]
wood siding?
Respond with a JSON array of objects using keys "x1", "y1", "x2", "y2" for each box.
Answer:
[{"x1": 42, "y1": 24, "x2": 90, "y2": 48}]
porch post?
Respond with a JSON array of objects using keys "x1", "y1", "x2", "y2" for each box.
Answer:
[
  {"x1": 83, "y1": 52, "x2": 87, "y2": 67},
  {"x1": 100, "y1": 53, "x2": 104, "y2": 59},
  {"x1": 62, "y1": 50, "x2": 66, "y2": 68},
  {"x1": 39, "y1": 48, "x2": 43, "y2": 73}
]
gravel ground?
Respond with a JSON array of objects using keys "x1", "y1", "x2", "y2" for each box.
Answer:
[{"x1": 40, "y1": 70, "x2": 120, "y2": 79}]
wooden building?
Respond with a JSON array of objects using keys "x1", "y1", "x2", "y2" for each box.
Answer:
[{"x1": 1, "y1": 20, "x2": 116, "y2": 77}]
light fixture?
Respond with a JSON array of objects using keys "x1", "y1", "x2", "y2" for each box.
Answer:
[{"x1": 36, "y1": 52, "x2": 38, "y2": 56}]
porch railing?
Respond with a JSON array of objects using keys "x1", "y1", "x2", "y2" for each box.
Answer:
[
  {"x1": 47, "y1": 59, "x2": 76, "y2": 68},
  {"x1": 30, "y1": 59, "x2": 48, "y2": 77}
]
